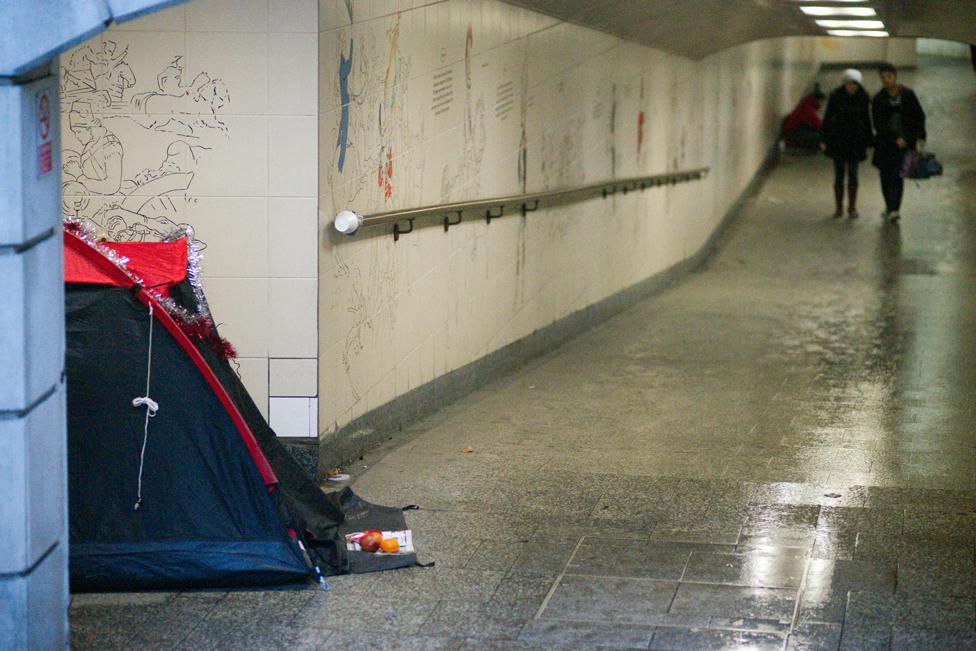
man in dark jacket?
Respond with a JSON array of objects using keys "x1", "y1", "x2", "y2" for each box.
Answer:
[{"x1": 872, "y1": 63, "x2": 926, "y2": 222}]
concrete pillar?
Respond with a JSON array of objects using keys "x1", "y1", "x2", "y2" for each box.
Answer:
[{"x1": 0, "y1": 64, "x2": 68, "y2": 650}]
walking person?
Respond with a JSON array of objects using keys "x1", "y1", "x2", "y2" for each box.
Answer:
[
  {"x1": 872, "y1": 63, "x2": 926, "y2": 222},
  {"x1": 820, "y1": 69, "x2": 872, "y2": 218}
]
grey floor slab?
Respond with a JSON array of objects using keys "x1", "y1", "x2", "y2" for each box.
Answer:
[
  {"x1": 518, "y1": 619, "x2": 656, "y2": 649},
  {"x1": 540, "y1": 574, "x2": 679, "y2": 624},
  {"x1": 649, "y1": 626, "x2": 786, "y2": 651},
  {"x1": 565, "y1": 538, "x2": 702, "y2": 580},
  {"x1": 668, "y1": 583, "x2": 797, "y2": 624},
  {"x1": 70, "y1": 59, "x2": 976, "y2": 650},
  {"x1": 786, "y1": 622, "x2": 843, "y2": 651},
  {"x1": 682, "y1": 549, "x2": 808, "y2": 588}
]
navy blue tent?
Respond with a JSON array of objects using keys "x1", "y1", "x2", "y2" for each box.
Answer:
[{"x1": 64, "y1": 228, "x2": 416, "y2": 590}]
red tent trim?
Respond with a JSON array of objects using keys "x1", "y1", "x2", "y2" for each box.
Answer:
[
  {"x1": 65, "y1": 237, "x2": 188, "y2": 289},
  {"x1": 63, "y1": 230, "x2": 278, "y2": 488}
]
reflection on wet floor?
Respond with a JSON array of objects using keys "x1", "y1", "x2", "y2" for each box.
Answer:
[{"x1": 70, "y1": 59, "x2": 976, "y2": 650}]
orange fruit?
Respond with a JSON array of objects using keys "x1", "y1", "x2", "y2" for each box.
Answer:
[{"x1": 379, "y1": 538, "x2": 400, "y2": 553}]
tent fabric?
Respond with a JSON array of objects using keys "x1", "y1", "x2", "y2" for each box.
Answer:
[
  {"x1": 64, "y1": 230, "x2": 277, "y2": 487},
  {"x1": 67, "y1": 285, "x2": 304, "y2": 590},
  {"x1": 65, "y1": 228, "x2": 419, "y2": 590},
  {"x1": 65, "y1": 237, "x2": 187, "y2": 289},
  {"x1": 166, "y1": 279, "x2": 419, "y2": 572}
]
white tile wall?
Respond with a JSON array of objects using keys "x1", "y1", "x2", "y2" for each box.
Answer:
[
  {"x1": 205, "y1": 278, "x2": 271, "y2": 358},
  {"x1": 269, "y1": 34, "x2": 319, "y2": 115},
  {"x1": 270, "y1": 358, "x2": 318, "y2": 396},
  {"x1": 269, "y1": 197, "x2": 319, "y2": 277},
  {"x1": 270, "y1": 0, "x2": 319, "y2": 33},
  {"x1": 270, "y1": 278, "x2": 318, "y2": 357},
  {"x1": 186, "y1": 0, "x2": 269, "y2": 32},
  {"x1": 59, "y1": 0, "x2": 817, "y2": 444},
  {"x1": 185, "y1": 32, "x2": 270, "y2": 113},
  {"x1": 270, "y1": 396, "x2": 318, "y2": 437},
  {"x1": 190, "y1": 116, "x2": 271, "y2": 197},
  {"x1": 317, "y1": 0, "x2": 819, "y2": 436},
  {"x1": 269, "y1": 116, "x2": 319, "y2": 196},
  {"x1": 114, "y1": 4, "x2": 186, "y2": 31},
  {"x1": 188, "y1": 198, "x2": 270, "y2": 278},
  {"x1": 62, "y1": 0, "x2": 319, "y2": 433}
]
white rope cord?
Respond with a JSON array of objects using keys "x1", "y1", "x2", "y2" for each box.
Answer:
[{"x1": 132, "y1": 302, "x2": 158, "y2": 511}]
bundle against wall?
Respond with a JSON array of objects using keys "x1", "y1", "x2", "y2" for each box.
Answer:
[{"x1": 64, "y1": 223, "x2": 417, "y2": 590}]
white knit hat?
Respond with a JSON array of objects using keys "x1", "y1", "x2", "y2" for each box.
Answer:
[{"x1": 841, "y1": 68, "x2": 863, "y2": 85}]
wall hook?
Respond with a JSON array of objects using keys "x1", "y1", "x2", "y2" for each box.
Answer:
[
  {"x1": 486, "y1": 205, "x2": 505, "y2": 224},
  {"x1": 443, "y1": 211, "x2": 463, "y2": 232},
  {"x1": 521, "y1": 200, "x2": 539, "y2": 217},
  {"x1": 393, "y1": 218, "x2": 414, "y2": 242}
]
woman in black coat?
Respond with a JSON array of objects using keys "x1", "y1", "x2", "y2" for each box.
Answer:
[
  {"x1": 820, "y1": 69, "x2": 872, "y2": 218},
  {"x1": 872, "y1": 63, "x2": 926, "y2": 222}
]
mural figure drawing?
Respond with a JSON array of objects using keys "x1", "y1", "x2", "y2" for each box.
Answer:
[
  {"x1": 337, "y1": 41, "x2": 353, "y2": 173},
  {"x1": 325, "y1": 15, "x2": 413, "y2": 410},
  {"x1": 62, "y1": 41, "x2": 135, "y2": 108},
  {"x1": 61, "y1": 41, "x2": 228, "y2": 244},
  {"x1": 440, "y1": 23, "x2": 486, "y2": 202},
  {"x1": 377, "y1": 13, "x2": 402, "y2": 200}
]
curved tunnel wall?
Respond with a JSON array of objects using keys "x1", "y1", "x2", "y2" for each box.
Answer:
[
  {"x1": 316, "y1": 1, "x2": 820, "y2": 439},
  {"x1": 52, "y1": 0, "x2": 821, "y2": 444}
]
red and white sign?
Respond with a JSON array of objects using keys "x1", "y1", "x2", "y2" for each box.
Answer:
[{"x1": 36, "y1": 91, "x2": 53, "y2": 177}]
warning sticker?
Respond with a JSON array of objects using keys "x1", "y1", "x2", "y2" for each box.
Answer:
[{"x1": 36, "y1": 91, "x2": 52, "y2": 177}]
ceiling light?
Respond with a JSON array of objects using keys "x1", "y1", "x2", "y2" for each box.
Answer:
[
  {"x1": 800, "y1": 6, "x2": 877, "y2": 16},
  {"x1": 826, "y1": 29, "x2": 890, "y2": 37},
  {"x1": 816, "y1": 19, "x2": 885, "y2": 29}
]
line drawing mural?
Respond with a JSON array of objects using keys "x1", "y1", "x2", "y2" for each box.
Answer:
[
  {"x1": 62, "y1": 41, "x2": 136, "y2": 108},
  {"x1": 638, "y1": 77, "x2": 646, "y2": 158},
  {"x1": 440, "y1": 22, "x2": 486, "y2": 202},
  {"x1": 337, "y1": 41, "x2": 353, "y2": 173},
  {"x1": 61, "y1": 40, "x2": 229, "y2": 244},
  {"x1": 377, "y1": 11, "x2": 405, "y2": 201},
  {"x1": 518, "y1": 55, "x2": 529, "y2": 194},
  {"x1": 323, "y1": 10, "x2": 417, "y2": 418},
  {"x1": 131, "y1": 56, "x2": 230, "y2": 137}
]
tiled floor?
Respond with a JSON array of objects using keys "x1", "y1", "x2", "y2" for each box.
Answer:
[{"x1": 70, "y1": 58, "x2": 976, "y2": 650}]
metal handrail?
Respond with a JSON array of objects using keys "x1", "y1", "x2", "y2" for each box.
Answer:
[{"x1": 332, "y1": 166, "x2": 710, "y2": 239}]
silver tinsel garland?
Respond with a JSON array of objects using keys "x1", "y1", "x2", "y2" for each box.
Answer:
[{"x1": 63, "y1": 218, "x2": 219, "y2": 337}]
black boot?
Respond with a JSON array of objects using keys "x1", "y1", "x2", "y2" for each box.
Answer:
[
  {"x1": 847, "y1": 185, "x2": 859, "y2": 219},
  {"x1": 833, "y1": 185, "x2": 844, "y2": 218}
]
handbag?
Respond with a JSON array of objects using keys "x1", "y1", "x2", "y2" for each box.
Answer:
[{"x1": 902, "y1": 151, "x2": 943, "y2": 179}]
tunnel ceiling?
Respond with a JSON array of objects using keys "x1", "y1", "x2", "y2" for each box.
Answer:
[{"x1": 502, "y1": 0, "x2": 976, "y2": 59}]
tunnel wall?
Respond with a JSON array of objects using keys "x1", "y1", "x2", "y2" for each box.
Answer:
[
  {"x1": 58, "y1": 0, "x2": 321, "y2": 436},
  {"x1": 816, "y1": 36, "x2": 917, "y2": 68},
  {"x1": 316, "y1": 1, "x2": 819, "y2": 439},
  {"x1": 917, "y1": 38, "x2": 972, "y2": 59}
]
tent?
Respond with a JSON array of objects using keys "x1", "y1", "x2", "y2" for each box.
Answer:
[{"x1": 64, "y1": 222, "x2": 417, "y2": 591}]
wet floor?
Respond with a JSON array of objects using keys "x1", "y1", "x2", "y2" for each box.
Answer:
[{"x1": 70, "y1": 58, "x2": 976, "y2": 650}]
